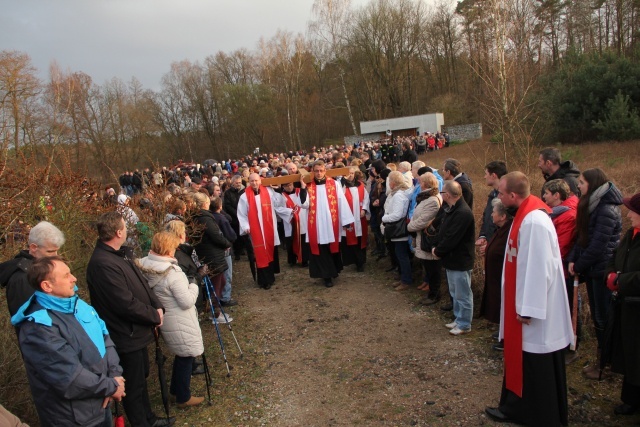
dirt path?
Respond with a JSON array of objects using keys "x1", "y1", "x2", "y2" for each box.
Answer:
[{"x1": 230, "y1": 258, "x2": 502, "y2": 426}]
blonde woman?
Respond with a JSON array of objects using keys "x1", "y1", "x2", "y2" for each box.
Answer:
[
  {"x1": 138, "y1": 231, "x2": 204, "y2": 408},
  {"x1": 382, "y1": 171, "x2": 412, "y2": 289}
]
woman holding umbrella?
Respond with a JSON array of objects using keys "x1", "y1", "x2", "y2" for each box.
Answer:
[{"x1": 606, "y1": 192, "x2": 640, "y2": 416}]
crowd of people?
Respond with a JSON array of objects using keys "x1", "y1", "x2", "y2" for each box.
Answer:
[{"x1": 1, "y1": 137, "x2": 639, "y2": 426}]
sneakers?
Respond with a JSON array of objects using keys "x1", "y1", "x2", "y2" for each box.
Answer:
[
  {"x1": 445, "y1": 321, "x2": 458, "y2": 329},
  {"x1": 450, "y1": 326, "x2": 471, "y2": 336},
  {"x1": 212, "y1": 314, "x2": 233, "y2": 324},
  {"x1": 176, "y1": 396, "x2": 204, "y2": 408}
]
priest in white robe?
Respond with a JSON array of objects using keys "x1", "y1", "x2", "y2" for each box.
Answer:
[
  {"x1": 280, "y1": 181, "x2": 310, "y2": 267},
  {"x1": 485, "y1": 171, "x2": 573, "y2": 426},
  {"x1": 300, "y1": 160, "x2": 355, "y2": 287},
  {"x1": 340, "y1": 168, "x2": 370, "y2": 272},
  {"x1": 237, "y1": 173, "x2": 292, "y2": 289}
]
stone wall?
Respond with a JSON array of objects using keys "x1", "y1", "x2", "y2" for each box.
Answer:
[{"x1": 442, "y1": 123, "x2": 482, "y2": 141}]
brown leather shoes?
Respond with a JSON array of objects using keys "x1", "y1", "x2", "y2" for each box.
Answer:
[{"x1": 176, "y1": 396, "x2": 204, "y2": 408}]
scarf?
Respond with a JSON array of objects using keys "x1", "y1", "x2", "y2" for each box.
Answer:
[
  {"x1": 11, "y1": 290, "x2": 109, "y2": 357},
  {"x1": 588, "y1": 182, "x2": 610, "y2": 213},
  {"x1": 344, "y1": 184, "x2": 368, "y2": 248},
  {"x1": 245, "y1": 185, "x2": 275, "y2": 268},
  {"x1": 308, "y1": 177, "x2": 340, "y2": 255},
  {"x1": 283, "y1": 189, "x2": 302, "y2": 263},
  {"x1": 503, "y1": 195, "x2": 550, "y2": 397}
]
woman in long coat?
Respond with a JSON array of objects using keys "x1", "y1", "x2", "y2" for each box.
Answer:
[
  {"x1": 138, "y1": 231, "x2": 204, "y2": 408},
  {"x1": 606, "y1": 192, "x2": 640, "y2": 416},
  {"x1": 407, "y1": 172, "x2": 442, "y2": 304}
]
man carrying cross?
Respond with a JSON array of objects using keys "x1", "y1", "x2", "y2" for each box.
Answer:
[
  {"x1": 237, "y1": 173, "x2": 292, "y2": 289},
  {"x1": 485, "y1": 171, "x2": 573, "y2": 426},
  {"x1": 300, "y1": 160, "x2": 355, "y2": 287}
]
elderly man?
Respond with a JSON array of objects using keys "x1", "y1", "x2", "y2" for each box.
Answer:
[
  {"x1": 12, "y1": 256, "x2": 125, "y2": 427},
  {"x1": 485, "y1": 172, "x2": 572, "y2": 426},
  {"x1": 87, "y1": 212, "x2": 172, "y2": 427},
  {"x1": 237, "y1": 173, "x2": 292, "y2": 289},
  {"x1": 300, "y1": 160, "x2": 355, "y2": 287},
  {"x1": 0, "y1": 221, "x2": 65, "y2": 317},
  {"x1": 431, "y1": 180, "x2": 475, "y2": 335}
]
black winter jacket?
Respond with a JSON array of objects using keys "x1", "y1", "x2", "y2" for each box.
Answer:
[
  {"x1": 569, "y1": 182, "x2": 622, "y2": 278},
  {"x1": 212, "y1": 212, "x2": 238, "y2": 243},
  {"x1": 454, "y1": 173, "x2": 474, "y2": 209},
  {"x1": 479, "y1": 189, "x2": 499, "y2": 241},
  {"x1": 192, "y1": 209, "x2": 231, "y2": 273},
  {"x1": 175, "y1": 243, "x2": 200, "y2": 283},
  {"x1": 543, "y1": 160, "x2": 581, "y2": 197},
  {"x1": 606, "y1": 228, "x2": 640, "y2": 384},
  {"x1": 0, "y1": 250, "x2": 34, "y2": 316},
  {"x1": 86, "y1": 241, "x2": 163, "y2": 354},
  {"x1": 223, "y1": 187, "x2": 243, "y2": 229},
  {"x1": 433, "y1": 198, "x2": 476, "y2": 271}
]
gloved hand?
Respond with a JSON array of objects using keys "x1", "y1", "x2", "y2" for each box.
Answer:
[{"x1": 606, "y1": 272, "x2": 619, "y2": 292}]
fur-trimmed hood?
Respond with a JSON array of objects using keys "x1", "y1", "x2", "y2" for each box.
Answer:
[{"x1": 136, "y1": 253, "x2": 182, "y2": 289}]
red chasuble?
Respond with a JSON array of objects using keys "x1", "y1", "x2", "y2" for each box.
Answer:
[
  {"x1": 244, "y1": 186, "x2": 275, "y2": 268},
  {"x1": 503, "y1": 195, "x2": 551, "y2": 397},
  {"x1": 307, "y1": 178, "x2": 340, "y2": 255},
  {"x1": 344, "y1": 184, "x2": 368, "y2": 248},
  {"x1": 283, "y1": 190, "x2": 302, "y2": 263}
]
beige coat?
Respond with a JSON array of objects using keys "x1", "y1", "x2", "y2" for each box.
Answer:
[
  {"x1": 407, "y1": 193, "x2": 442, "y2": 260},
  {"x1": 138, "y1": 253, "x2": 204, "y2": 358}
]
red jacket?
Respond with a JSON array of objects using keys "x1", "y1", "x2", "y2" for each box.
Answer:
[{"x1": 550, "y1": 195, "x2": 578, "y2": 260}]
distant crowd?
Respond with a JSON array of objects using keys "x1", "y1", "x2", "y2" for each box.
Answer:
[{"x1": 2, "y1": 138, "x2": 640, "y2": 427}]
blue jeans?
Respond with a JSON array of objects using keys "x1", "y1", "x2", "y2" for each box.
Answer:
[
  {"x1": 447, "y1": 269, "x2": 473, "y2": 330},
  {"x1": 394, "y1": 241, "x2": 412, "y2": 285},
  {"x1": 585, "y1": 272, "x2": 611, "y2": 348},
  {"x1": 170, "y1": 355, "x2": 195, "y2": 403},
  {"x1": 222, "y1": 255, "x2": 232, "y2": 301}
]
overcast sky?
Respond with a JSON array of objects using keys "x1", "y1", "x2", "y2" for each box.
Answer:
[{"x1": 1, "y1": 0, "x2": 372, "y2": 91}]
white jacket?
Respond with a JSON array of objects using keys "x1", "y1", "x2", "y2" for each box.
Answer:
[
  {"x1": 382, "y1": 188, "x2": 412, "y2": 242},
  {"x1": 138, "y1": 253, "x2": 204, "y2": 358}
]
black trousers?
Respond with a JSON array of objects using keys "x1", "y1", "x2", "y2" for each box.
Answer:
[
  {"x1": 499, "y1": 349, "x2": 568, "y2": 426},
  {"x1": 119, "y1": 347, "x2": 156, "y2": 427}
]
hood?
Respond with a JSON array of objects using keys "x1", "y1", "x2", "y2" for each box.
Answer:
[
  {"x1": 0, "y1": 250, "x2": 32, "y2": 287},
  {"x1": 599, "y1": 182, "x2": 624, "y2": 206},
  {"x1": 136, "y1": 253, "x2": 179, "y2": 289},
  {"x1": 559, "y1": 161, "x2": 581, "y2": 178}
]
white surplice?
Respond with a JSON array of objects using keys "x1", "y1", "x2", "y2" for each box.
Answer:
[
  {"x1": 499, "y1": 209, "x2": 574, "y2": 353},
  {"x1": 237, "y1": 187, "x2": 292, "y2": 246},
  {"x1": 302, "y1": 181, "x2": 355, "y2": 244},
  {"x1": 341, "y1": 185, "x2": 370, "y2": 238}
]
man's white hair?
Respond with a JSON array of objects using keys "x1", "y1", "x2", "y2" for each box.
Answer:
[{"x1": 29, "y1": 221, "x2": 65, "y2": 247}]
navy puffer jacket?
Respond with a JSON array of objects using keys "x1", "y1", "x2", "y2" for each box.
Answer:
[{"x1": 569, "y1": 182, "x2": 623, "y2": 277}]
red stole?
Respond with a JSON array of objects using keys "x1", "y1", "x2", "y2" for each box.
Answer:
[
  {"x1": 307, "y1": 178, "x2": 340, "y2": 255},
  {"x1": 504, "y1": 195, "x2": 551, "y2": 397},
  {"x1": 283, "y1": 190, "x2": 302, "y2": 263},
  {"x1": 344, "y1": 184, "x2": 368, "y2": 249},
  {"x1": 244, "y1": 186, "x2": 275, "y2": 268}
]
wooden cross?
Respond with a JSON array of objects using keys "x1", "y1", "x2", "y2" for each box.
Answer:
[{"x1": 261, "y1": 167, "x2": 352, "y2": 186}]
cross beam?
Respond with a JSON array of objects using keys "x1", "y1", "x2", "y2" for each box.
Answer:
[{"x1": 261, "y1": 167, "x2": 352, "y2": 186}]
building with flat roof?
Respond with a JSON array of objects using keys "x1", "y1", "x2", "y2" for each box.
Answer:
[{"x1": 359, "y1": 113, "x2": 444, "y2": 139}]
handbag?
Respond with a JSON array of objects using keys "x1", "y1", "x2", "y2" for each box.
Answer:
[
  {"x1": 383, "y1": 199, "x2": 410, "y2": 239},
  {"x1": 420, "y1": 225, "x2": 438, "y2": 252},
  {"x1": 419, "y1": 195, "x2": 442, "y2": 252}
]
